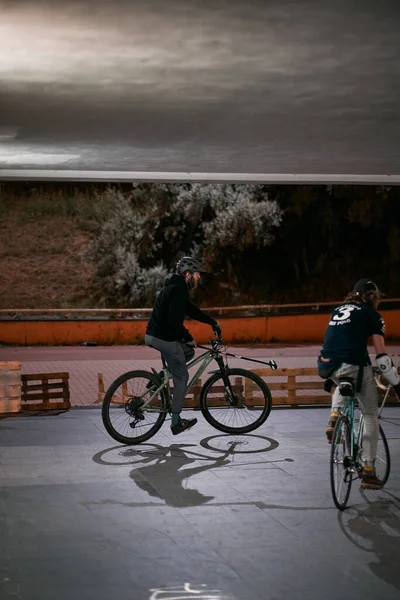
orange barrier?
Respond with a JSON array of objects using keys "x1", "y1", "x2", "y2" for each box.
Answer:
[{"x1": 1, "y1": 309, "x2": 400, "y2": 345}]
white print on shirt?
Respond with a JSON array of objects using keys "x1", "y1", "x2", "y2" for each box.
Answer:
[
  {"x1": 329, "y1": 304, "x2": 360, "y2": 326},
  {"x1": 380, "y1": 317, "x2": 386, "y2": 335}
]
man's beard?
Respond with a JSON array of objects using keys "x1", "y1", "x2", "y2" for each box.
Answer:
[{"x1": 188, "y1": 275, "x2": 198, "y2": 289}]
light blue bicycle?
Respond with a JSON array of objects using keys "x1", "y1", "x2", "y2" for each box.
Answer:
[{"x1": 330, "y1": 381, "x2": 390, "y2": 510}]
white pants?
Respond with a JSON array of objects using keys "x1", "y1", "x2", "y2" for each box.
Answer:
[{"x1": 331, "y1": 363, "x2": 378, "y2": 466}]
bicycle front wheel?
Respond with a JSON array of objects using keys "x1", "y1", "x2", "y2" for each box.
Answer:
[
  {"x1": 357, "y1": 421, "x2": 391, "y2": 485},
  {"x1": 102, "y1": 370, "x2": 167, "y2": 445},
  {"x1": 200, "y1": 368, "x2": 272, "y2": 434},
  {"x1": 330, "y1": 416, "x2": 353, "y2": 511}
]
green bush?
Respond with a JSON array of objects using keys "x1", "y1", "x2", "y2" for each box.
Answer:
[{"x1": 85, "y1": 184, "x2": 283, "y2": 306}]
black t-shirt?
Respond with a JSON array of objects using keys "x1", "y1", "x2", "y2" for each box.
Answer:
[{"x1": 320, "y1": 302, "x2": 385, "y2": 366}]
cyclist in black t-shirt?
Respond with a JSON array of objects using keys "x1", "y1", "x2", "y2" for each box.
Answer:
[
  {"x1": 318, "y1": 279, "x2": 399, "y2": 490},
  {"x1": 145, "y1": 256, "x2": 221, "y2": 435}
]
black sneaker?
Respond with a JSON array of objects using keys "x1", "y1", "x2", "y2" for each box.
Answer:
[{"x1": 171, "y1": 417, "x2": 198, "y2": 435}]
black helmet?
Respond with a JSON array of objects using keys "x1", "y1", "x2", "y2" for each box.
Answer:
[
  {"x1": 353, "y1": 279, "x2": 385, "y2": 296},
  {"x1": 175, "y1": 256, "x2": 207, "y2": 276}
]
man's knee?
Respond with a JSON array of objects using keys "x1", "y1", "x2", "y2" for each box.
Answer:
[
  {"x1": 185, "y1": 347, "x2": 195, "y2": 362},
  {"x1": 171, "y1": 363, "x2": 189, "y2": 384}
]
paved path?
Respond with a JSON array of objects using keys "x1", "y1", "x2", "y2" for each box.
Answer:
[
  {"x1": 1, "y1": 343, "x2": 400, "y2": 599},
  {"x1": 1, "y1": 406, "x2": 399, "y2": 600}
]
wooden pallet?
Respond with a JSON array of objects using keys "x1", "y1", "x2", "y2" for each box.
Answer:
[
  {"x1": 21, "y1": 372, "x2": 71, "y2": 411},
  {"x1": 253, "y1": 367, "x2": 400, "y2": 407},
  {"x1": 0, "y1": 361, "x2": 22, "y2": 413},
  {"x1": 251, "y1": 367, "x2": 328, "y2": 406}
]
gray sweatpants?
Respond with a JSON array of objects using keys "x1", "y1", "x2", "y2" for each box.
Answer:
[
  {"x1": 144, "y1": 334, "x2": 195, "y2": 413},
  {"x1": 331, "y1": 363, "x2": 378, "y2": 465}
]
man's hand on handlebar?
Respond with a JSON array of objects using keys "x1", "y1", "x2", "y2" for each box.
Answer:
[{"x1": 212, "y1": 321, "x2": 222, "y2": 339}]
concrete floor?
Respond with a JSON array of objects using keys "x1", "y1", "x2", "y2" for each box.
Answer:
[{"x1": 1, "y1": 406, "x2": 400, "y2": 600}]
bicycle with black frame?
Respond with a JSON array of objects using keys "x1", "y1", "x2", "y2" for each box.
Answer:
[{"x1": 102, "y1": 331, "x2": 277, "y2": 445}]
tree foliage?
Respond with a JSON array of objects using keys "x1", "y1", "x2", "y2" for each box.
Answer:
[
  {"x1": 86, "y1": 184, "x2": 283, "y2": 306},
  {"x1": 3, "y1": 181, "x2": 399, "y2": 308},
  {"x1": 255, "y1": 185, "x2": 400, "y2": 302}
]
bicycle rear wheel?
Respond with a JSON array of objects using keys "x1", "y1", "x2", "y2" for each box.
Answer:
[
  {"x1": 200, "y1": 368, "x2": 272, "y2": 434},
  {"x1": 330, "y1": 416, "x2": 353, "y2": 511},
  {"x1": 102, "y1": 370, "x2": 167, "y2": 445}
]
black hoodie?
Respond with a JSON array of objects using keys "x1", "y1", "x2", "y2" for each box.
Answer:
[{"x1": 146, "y1": 274, "x2": 217, "y2": 342}]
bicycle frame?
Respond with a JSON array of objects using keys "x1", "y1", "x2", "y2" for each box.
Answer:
[
  {"x1": 339, "y1": 395, "x2": 365, "y2": 477},
  {"x1": 141, "y1": 345, "x2": 226, "y2": 412},
  {"x1": 330, "y1": 388, "x2": 391, "y2": 509}
]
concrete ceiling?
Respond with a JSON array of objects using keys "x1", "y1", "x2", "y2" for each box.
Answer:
[{"x1": 0, "y1": 0, "x2": 399, "y2": 183}]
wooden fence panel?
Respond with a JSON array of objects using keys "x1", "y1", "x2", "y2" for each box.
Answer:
[
  {"x1": 21, "y1": 372, "x2": 70, "y2": 411},
  {"x1": 251, "y1": 367, "x2": 329, "y2": 406},
  {"x1": 97, "y1": 367, "x2": 400, "y2": 410}
]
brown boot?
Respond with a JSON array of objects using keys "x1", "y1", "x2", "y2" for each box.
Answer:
[
  {"x1": 361, "y1": 466, "x2": 383, "y2": 490},
  {"x1": 325, "y1": 412, "x2": 341, "y2": 443}
]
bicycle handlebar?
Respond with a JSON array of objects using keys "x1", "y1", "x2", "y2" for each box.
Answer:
[{"x1": 197, "y1": 339, "x2": 278, "y2": 370}]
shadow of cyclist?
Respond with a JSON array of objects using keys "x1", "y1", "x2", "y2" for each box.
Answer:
[
  {"x1": 127, "y1": 442, "x2": 235, "y2": 508},
  {"x1": 339, "y1": 493, "x2": 400, "y2": 591}
]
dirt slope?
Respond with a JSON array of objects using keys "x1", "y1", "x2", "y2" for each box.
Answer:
[{"x1": 0, "y1": 215, "x2": 95, "y2": 309}]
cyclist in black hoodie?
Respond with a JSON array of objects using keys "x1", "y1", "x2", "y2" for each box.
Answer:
[{"x1": 145, "y1": 256, "x2": 221, "y2": 435}]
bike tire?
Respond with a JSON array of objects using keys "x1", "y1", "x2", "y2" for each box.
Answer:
[
  {"x1": 376, "y1": 424, "x2": 391, "y2": 485},
  {"x1": 200, "y1": 368, "x2": 272, "y2": 434},
  {"x1": 102, "y1": 370, "x2": 167, "y2": 445},
  {"x1": 357, "y1": 421, "x2": 391, "y2": 485},
  {"x1": 330, "y1": 416, "x2": 353, "y2": 511}
]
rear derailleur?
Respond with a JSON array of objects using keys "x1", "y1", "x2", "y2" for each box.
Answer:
[{"x1": 125, "y1": 397, "x2": 145, "y2": 428}]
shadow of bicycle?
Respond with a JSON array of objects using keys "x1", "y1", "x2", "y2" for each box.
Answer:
[
  {"x1": 92, "y1": 433, "x2": 281, "y2": 508},
  {"x1": 338, "y1": 491, "x2": 400, "y2": 591}
]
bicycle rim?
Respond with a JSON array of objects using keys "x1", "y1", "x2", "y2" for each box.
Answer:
[
  {"x1": 330, "y1": 416, "x2": 353, "y2": 510},
  {"x1": 200, "y1": 368, "x2": 272, "y2": 434},
  {"x1": 357, "y1": 421, "x2": 391, "y2": 485},
  {"x1": 102, "y1": 370, "x2": 167, "y2": 445},
  {"x1": 376, "y1": 424, "x2": 391, "y2": 484}
]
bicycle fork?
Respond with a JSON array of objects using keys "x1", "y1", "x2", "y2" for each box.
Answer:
[{"x1": 215, "y1": 356, "x2": 238, "y2": 406}]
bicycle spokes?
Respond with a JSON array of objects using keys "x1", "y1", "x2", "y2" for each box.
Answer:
[
  {"x1": 330, "y1": 416, "x2": 353, "y2": 510},
  {"x1": 200, "y1": 368, "x2": 272, "y2": 434},
  {"x1": 102, "y1": 371, "x2": 167, "y2": 445}
]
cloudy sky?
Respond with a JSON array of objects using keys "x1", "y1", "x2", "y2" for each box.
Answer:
[{"x1": 0, "y1": 0, "x2": 399, "y2": 176}]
